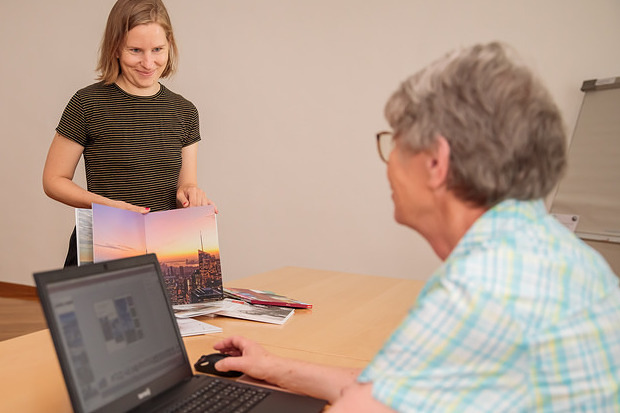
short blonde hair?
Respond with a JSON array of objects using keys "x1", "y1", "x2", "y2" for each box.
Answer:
[
  {"x1": 386, "y1": 42, "x2": 567, "y2": 207},
  {"x1": 96, "y1": 0, "x2": 178, "y2": 84}
]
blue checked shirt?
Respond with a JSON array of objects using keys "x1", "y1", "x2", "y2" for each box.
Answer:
[{"x1": 359, "y1": 199, "x2": 620, "y2": 412}]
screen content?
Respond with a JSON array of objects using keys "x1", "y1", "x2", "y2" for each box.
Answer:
[{"x1": 47, "y1": 264, "x2": 185, "y2": 412}]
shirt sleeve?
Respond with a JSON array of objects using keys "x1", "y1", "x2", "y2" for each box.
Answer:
[
  {"x1": 358, "y1": 274, "x2": 529, "y2": 412},
  {"x1": 182, "y1": 103, "x2": 201, "y2": 147},
  {"x1": 56, "y1": 91, "x2": 88, "y2": 146}
]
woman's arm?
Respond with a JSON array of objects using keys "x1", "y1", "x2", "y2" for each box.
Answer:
[
  {"x1": 42, "y1": 133, "x2": 149, "y2": 213},
  {"x1": 214, "y1": 336, "x2": 395, "y2": 411},
  {"x1": 177, "y1": 142, "x2": 217, "y2": 211},
  {"x1": 213, "y1": 336, "x2": 361, "y2": 403},
  {"x1": 329, "y1": 382, "x2": 396, "y2": 412}
]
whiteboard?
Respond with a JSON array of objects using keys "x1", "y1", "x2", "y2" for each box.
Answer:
[{"x1": 551, "y1": 77, "x2": 620, "y2": 243}]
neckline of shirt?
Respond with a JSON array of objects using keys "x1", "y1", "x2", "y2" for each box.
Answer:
[{"x1": 110, "y1": 82, "x2": 165, "y2": 99}]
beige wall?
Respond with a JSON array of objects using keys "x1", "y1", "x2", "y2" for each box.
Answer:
[{"x1": 2, "y1": 0, "x2": 620, "y2": 286}]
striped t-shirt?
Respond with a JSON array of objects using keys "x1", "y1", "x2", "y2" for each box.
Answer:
[
  {"x1": 56, "y1": 82, "x2": 201, "y2": 211},
  {"x1": 359, "y1": 199, "x2": 620, "y2": 412}
]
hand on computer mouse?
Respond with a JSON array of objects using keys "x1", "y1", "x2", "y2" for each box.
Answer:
[
  {"x1": 213, "y1": 336, "x2": 277, "y2": 383},
  {"x1": 194, "y1": 353, "x2": 244, "y2": 378}
]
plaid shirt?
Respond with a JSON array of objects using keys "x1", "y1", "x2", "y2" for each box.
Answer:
[{"x1": 359, "y1": 199, "x2": 620, "y2": 412}]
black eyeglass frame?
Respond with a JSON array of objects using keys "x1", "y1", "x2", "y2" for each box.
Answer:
[{"x1": 376, "y1": 131, "x2": 395, "y2": 163}]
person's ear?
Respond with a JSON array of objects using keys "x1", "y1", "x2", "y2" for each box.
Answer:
[{"x1": 426, "y1": 136, "x2": 450, "y2": 189}]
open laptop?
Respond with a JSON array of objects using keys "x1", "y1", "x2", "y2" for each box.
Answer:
[{"x1": 34, "y1": 253, "x2": 327, "y2": 413}]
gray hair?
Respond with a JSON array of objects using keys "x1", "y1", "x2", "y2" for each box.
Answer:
[{"x1": 385, "y1": 42, "x2": 567, "y2": 207}]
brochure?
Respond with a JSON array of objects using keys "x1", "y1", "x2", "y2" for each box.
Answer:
[
  {"x1": 215, "y1": 299, "x2": 295, "y2": 325},
  {"x1": 224, "y1": 287, "x2": 312, "y2": 309},
  {"x1": 76, "y1": 203, "x2": 223, "y2": 305}
]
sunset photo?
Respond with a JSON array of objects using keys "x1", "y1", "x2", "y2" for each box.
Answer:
[{"x1": 92, "y1": 204, "x2": 223, "y2": 304}]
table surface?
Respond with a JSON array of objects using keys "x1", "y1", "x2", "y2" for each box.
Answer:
[{"x1": 0, "y1": 266, "x2": 424, "y2": 412}]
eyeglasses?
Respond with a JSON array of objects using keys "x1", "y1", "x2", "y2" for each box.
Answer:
[{"x1": 376, "y1": 131, "x2": 395, "y2": 163}]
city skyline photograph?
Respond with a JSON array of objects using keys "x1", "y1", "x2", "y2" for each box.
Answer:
[{"x1": 92, "y1": 204, "x2": 219, "y2": 264}]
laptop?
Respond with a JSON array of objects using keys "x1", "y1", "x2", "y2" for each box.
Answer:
[{"x1": 34, "y1": 253, "x2": 327, "y2": 413}]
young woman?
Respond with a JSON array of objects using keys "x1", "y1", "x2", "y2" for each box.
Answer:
[{"x1": 43, "y1": 0, "x2": 216, "y2": 266}]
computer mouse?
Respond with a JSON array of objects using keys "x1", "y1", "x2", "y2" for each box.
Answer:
[{"x1": 194, "y1": 353, "x2": 244, "y2": 378}]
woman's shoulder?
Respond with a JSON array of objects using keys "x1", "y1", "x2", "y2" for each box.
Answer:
[
  {"x1": 73, "y1": 81, "x2": 117, "y2": 99},
  {"x1": 159, "y1": 85, "x2": 196, "y2": 107}
]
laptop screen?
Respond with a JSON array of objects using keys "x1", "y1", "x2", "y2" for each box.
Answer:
[{"x1": 36, "y1": 255, "x2": 192, "y2": 413}]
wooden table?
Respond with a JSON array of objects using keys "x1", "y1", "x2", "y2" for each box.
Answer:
[{"x1": 0, "y1": 267, "x2": 424, "y2": 412}]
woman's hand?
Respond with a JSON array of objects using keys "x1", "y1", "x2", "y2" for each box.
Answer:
[
  {"x1": 213, "y1": 336, "x2": 363, "y2": 403},
  {"x1": 110, "y1": 200, "x2": 150, "y2": 214},
  {"x1": 212, "y1": 336, "x2": 276, "y2": 382},
  {"x1": 177, "y1": 143, "x2": 218, "y2": 212},
  {"x1": 177, "y1": 184, "x2": 218, "y2": 212}
]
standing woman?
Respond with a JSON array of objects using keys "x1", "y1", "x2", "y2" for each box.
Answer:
[{"x1": 43, "y1": 0, "x2": 216, "y2": 266}]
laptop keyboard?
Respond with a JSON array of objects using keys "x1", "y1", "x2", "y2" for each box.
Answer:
[{"x1": 163, "y1": 378, "x2": 270, "y2": 413}]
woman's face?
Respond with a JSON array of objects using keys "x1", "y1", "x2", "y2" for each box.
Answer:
[
  {"x1": 116, "y1": 23, "x2": 169, "y2": 96},
  {"x1": 387, "y1": 139, "x2": 433, "y2": 231}
]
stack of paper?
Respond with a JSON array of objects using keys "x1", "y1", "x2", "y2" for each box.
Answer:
[
  {"x1": 176, "y1": 318, "x2": 222, "y2": 337},
  {"x1": 172, "y1": 298, "x2": 295, "y2": 336}
]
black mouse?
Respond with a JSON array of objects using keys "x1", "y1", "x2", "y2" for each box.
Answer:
[{"x1": 194, "y1": 353, "x2": 244, "y2": 378}]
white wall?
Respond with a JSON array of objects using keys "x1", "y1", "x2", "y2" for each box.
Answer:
[{"x1": 2, "y1": 0, "x2": 620, "y2": 286}]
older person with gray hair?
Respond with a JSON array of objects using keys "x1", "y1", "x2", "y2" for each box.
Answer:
[{"x1": 212, "y1": 42, "x2": 620, "y2": 412}]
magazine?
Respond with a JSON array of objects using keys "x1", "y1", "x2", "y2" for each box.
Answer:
[
  {"x1": 224, "y1": 287, "x2": 312, "y2": 309},
  {"x1": 76, "y1": 208, "x2": 94, "y2": 265},
  {"x1": 75, "y1": 203, "x2": 223, "y2": 305},
  {"x1": 216, "y1": 299, "x2": 295, "y2": 325}
]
